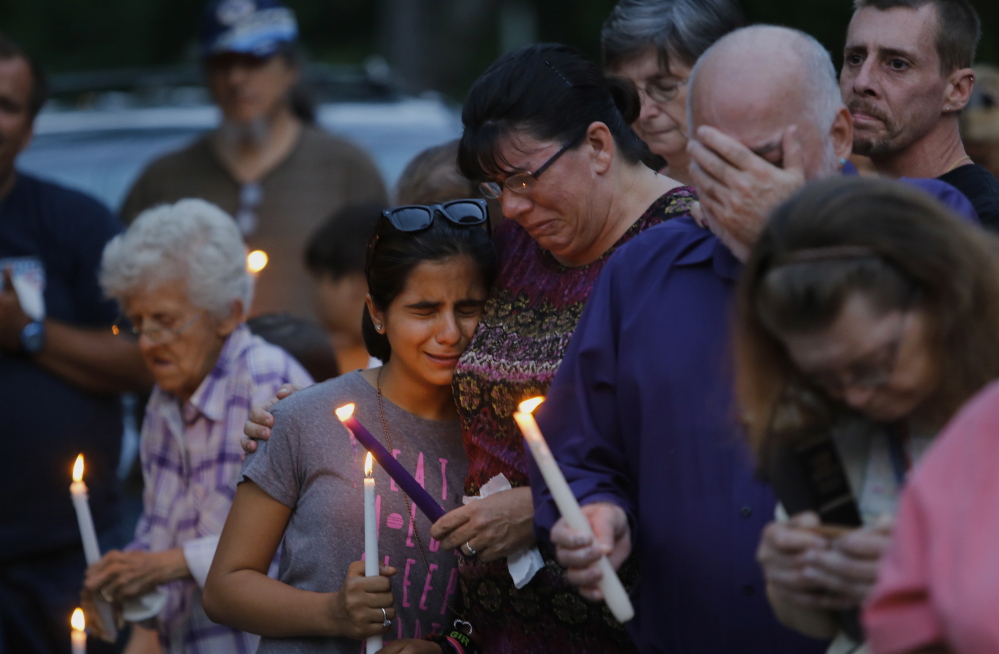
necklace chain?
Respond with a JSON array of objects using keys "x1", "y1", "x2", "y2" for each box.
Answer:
[
  {"x1": 943, "y1": 155, "x2": 972, "y2": 175},
  {"x1": 375, "y1": 369, "x2": 471, "y2": 634}
]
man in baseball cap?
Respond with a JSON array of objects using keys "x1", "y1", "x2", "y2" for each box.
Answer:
[
  {"x1": 121, "y1": 0, "x2": 388, "y2": 321},
  {"x1": 201, "y1": 0, "x2": 298, "y2": 59}
]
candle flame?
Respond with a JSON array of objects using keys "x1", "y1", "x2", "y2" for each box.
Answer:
[
  {"x1": 72, "y1": 454, "x2": 84, "y2": 482},
  {"x1": 247, "y1": 250, "x2": 269, "y2": 273},
  {"x1": 111, "y1": 324, "x2": 120, "y2": 336},
  {"x1": 335, "y1": 403, "x2": 355, "y2": 421},
  {"x1": 364, "y1": 452, "x2": 373, "y2": 477},
  {"x1": 518, "y1": 397, "x2": 545, "y2": 414},
  {"x1": 71, "y1": 607, "x2": 85, "y2": 631}
]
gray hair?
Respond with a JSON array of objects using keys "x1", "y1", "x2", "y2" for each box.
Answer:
[
  {"x1": 687, "y1": 25, "x2": 843, "y2": 134},
  {"x1": 602, "y1": 0, "x2": 745, "y2": 71},
  {"x1": 100, "y1": 199, "x2": 253, "y2": 319}
]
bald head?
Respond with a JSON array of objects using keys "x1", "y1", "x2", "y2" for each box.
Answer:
[{"x1": 687, "y1": 25, "x2": 848, "y2": 179}]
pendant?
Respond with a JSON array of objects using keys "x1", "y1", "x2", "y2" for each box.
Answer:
[{"x1": 453, "y1": 619, "x2": 473, "y2": 636}]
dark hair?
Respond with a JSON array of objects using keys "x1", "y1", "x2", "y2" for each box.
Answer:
[
  {"x1": 602, "y1": 0, "x2": 745, "y2": 73},
  {"x1": 247, "y1": 312, "x2": 340, "y2": 382},
  {"x1": 735, "y1": 176, "x2": 999, "y2": 455},
  {"x1": 304, "y1": 202, "x2": 386, "y2": 279},
  {"x1": 361, "y1": 216, "x2": 498, "y2": 362},
  {"x1": 852, "y1": 0, "x2": 980, "y2": 72},
  {"x1": 458, "y1": 43, "x2": 665, "y2": 182},
  {"x1": 0, "y1": 33, "x2": 49, "y2": 119}
]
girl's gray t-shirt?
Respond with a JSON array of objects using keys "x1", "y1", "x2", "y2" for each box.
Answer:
[{"x1": 241, "y1": 371, "x2": 469, "y2": 653}]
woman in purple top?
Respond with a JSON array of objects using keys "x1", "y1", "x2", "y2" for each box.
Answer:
[{"x1": 423, "y1": 44, "x2": 695, "y2": 652}]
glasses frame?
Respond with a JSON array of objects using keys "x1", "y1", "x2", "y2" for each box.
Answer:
[
  {"x1": 114, "y1": 310, "x2": 204, "y2": 345},
  {"x1": 478, "y1": 132, "x2": 586, "y2": 199},
  {"x1": 380, "y1": 199, "x2": 490, "y2": 235},
  {"x1": 633, "y1": 76, "x2": 687, "y2": 104},
  {"x1": 806, "y1": 308, "x2": 912, "y2": 397}
]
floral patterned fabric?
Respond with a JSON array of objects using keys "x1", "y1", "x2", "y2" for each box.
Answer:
[{"x1": 452, "y1": 187, "x2": 696, "y2": 653}]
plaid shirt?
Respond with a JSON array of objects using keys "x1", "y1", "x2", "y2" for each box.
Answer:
[{"x1": 128, "y1": 324, "x2": 312, "y2": 653}]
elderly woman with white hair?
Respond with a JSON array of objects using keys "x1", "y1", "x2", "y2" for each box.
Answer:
[{"x1": 80, "y1": 199, "x2": 313, "y2": 653}]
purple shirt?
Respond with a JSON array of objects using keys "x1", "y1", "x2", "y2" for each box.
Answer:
[{"x1": 129, "y1": 324, "x2": 312, "y2": 653}]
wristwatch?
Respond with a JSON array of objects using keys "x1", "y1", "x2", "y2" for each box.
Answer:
[{"x1": 19, "y1": 320, "x2": 45, "y2": 355}]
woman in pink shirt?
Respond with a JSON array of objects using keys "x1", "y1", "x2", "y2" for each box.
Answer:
[{"x1": 864, "y1": 379, "x2": 999, "y2": 653}]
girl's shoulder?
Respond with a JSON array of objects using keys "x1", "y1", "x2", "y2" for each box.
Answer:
[{"x1": 274, "y1": 371, "x2": 374, "y2": 415}]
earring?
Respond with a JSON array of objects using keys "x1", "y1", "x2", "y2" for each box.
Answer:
[
  {"x1": 375, "y1": 324, "x2": 383, "y2": 332},
  {"x1": 839, "y1": 157, "x2": 847, "y2": 166}
]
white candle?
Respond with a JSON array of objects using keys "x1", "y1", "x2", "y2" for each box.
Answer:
[
  {"x1": 69, "y1": 455, "x2": 118, "y2": 640},
  {"x1": 71, "y1": 608, "x2": 86, "y2": 654},
  {"x1": 364, "y1": 452, "x2": 382, "y2": 653},
  {"x1": 513, "y1": 398, "x2": 635, "y2": 623},
  {"x1": 70, "y1": 455, "x2": 101, "y2": 565}
]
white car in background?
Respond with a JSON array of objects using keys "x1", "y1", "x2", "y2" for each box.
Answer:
[{"x1": 18, "y1": 63, "x2": 463, "y2": 211}]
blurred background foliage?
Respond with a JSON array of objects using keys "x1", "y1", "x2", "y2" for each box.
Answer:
[{"x1": 0, "y1": 0, "x2": 995, "y2": 100}]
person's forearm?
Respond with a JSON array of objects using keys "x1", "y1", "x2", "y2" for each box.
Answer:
[
  {"x1": 203, "y1": 570, "x2": 338, "y2": 637},
  {"x1": 34, "y1": 319, "x2": 152, "y2": 394}
]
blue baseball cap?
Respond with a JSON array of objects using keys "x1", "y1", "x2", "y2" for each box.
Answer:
[{"x1": 200, "y1": 0, "x2": 298, "y2": 59}]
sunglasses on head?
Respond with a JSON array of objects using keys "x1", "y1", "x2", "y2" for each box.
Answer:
[{"x1": 380, "y1": 199, "x2": 490, "y2": 235}]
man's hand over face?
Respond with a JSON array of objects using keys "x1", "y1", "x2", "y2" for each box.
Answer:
[{"x1": 688, "y1": 125, "x2": 808, "y2": 261}]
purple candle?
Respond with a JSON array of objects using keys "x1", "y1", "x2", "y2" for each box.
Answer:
[{"x1": 335, "y1": 403, "x2": 447, "y2": 522}]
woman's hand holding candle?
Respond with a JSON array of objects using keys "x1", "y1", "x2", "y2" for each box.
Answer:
[
  {"x1": 84, "y1": 549, "x2": 189, "y2": 603},
  {"x1": 430, "y1": 487, "x2": 536, "y2": 563}
]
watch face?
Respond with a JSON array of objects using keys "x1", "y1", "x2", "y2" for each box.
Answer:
[{"x1": 20, "y1": 321, "x2": 44, "y2": 354}]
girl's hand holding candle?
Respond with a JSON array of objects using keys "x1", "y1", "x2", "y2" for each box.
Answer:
[{"x1": 513, "y1": 398, "x2": 635, "y2": 623}]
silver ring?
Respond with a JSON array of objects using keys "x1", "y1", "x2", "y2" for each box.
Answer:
[
  {"x1": 464, "y1": 541, "x2": 477, "y2": 558},
  {"x1": 381, "y1": 607, "x2": 391, "y2": 628}
]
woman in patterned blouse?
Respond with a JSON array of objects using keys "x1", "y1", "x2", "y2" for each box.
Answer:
[{"x1": 422, "y1": 43, "x2": 696, "y2": 653}]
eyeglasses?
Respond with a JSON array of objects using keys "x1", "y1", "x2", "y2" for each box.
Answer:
[
  {"x1": 632, "y1": 77, "x2": 687, "y2": 104},
  {"x1": 478, "y1": 132, "x2": 585, "y2": 199},
  {"x1": 113, "y1": 310, "x2": 204, "y2": 345},
  {"x1": 805, "y1": 310, "x2": 910, "y2": 396},
  {"x1": 380, "y1": 199, "x2": 490, "y2": 234}
]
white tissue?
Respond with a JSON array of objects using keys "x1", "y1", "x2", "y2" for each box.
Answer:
[{"x1": 462, "y1": 473, "x2": 545, "y2": 589}]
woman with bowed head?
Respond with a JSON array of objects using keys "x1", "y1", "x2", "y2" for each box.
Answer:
[
  {"x1": 81, "y1": 199, "x2": 313, "y2": 652},
  {"x1": 601, "y1": 0, "x2": 745, "y2": 185},
  {"x1": 244, "y1": 43, "x2": 695, "y2": 651},
  {"x1": 204, "y1": 201, "x2": 498, "y2": 653},
  {"x1": 733, "y1": 176, "x2": 999, "y2": 653}
]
